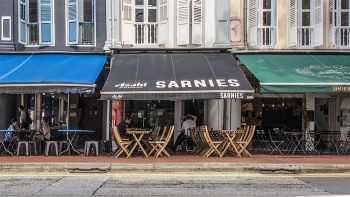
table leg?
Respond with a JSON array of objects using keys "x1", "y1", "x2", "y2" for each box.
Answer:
[
  {"x1": 60, "y1": 132, "x2": 83, "y2": 156},
  {"x1": 0, "y1": 140, "x2": 13, "y2": 156}
]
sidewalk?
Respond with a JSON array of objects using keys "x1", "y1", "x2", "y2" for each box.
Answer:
[{"x1": 1, "y1": 153, "x2": 350, "y2": 173}]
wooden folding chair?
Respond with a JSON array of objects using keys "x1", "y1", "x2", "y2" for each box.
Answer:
[
  {"x1": 148, "y1": 125, "x2": 174, "y2": 158},
  {"x1": 112, "y1": 126, "x2": 132, "y2": 158},
  {"x1": 202, "y1": 126, "x2": 223, "y2": 157},
  {"x1": 236, "y1": 125, "x2": 256, "y2": 157}
]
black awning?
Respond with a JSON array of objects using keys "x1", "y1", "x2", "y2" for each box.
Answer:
[{"x1": 101, "y1": 53, "x2": 254, "y2": 100}]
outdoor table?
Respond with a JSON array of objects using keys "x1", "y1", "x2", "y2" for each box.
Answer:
[
  {"x1": 212, "y1": 130, "x2": 243, "y2": 157},
  {"x1": 283, "y1": 132, "x2": 306, "y2": 155},
  {"x1": 126, "y1": 130, "x2": 151, "y2": 158},
  {"x1": 0, "y1": 130, "x2": 14, "y2": 155},
  {"x1": 58, "y1": 129, "x2": 95, "y2": 156}
]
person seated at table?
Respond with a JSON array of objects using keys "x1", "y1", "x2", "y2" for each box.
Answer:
[
  {"x1": 32, "y1": 116, "x2": 51, "y2": 141},
  {"x1": 170, "y1": 115, "x2": 197, "y2": 152},
  {"x1": 4, "y1": 118, "x2": 20, "y2": 147},
  {"x1": 117, "y1": 116, "x2": 132, "y2": 141}
]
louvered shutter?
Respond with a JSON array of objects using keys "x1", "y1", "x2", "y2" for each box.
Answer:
[
  {"x1": 20, "y1": 0, "x2": 26, "y2": 43},
  {"x1": 158, "y1": 0, "x2": 169, "y2": 44},
  {"x1": 313, "y1": 0, "x2": 323, "y2": 46},
  {"x1": 122, "y1": 0, "x2": 133, "y2": 45},
  {"x1": 192, "y1": 0, "x2": 202, "y2": 45},
  {"x1": 328, "y1": 0, "x2": 335, "y2": 47},
  {"x1": 68, "y1": 0, "x2": 79, "y2": 44},
  {"x1": 288, "y1": 0, "x2": 297, "y2": 47},
  {"x1": 39, "y1": 0, "x2": 52, "y2": 44},
  {"x1": 248, "y1": 0, "x2": 258, "y2": 47},
  {"x1": 176, "y1": 0, "x2": 190, "y2": 45},
  {"x1": 272, "y1": 0, "x2": 277, "y2": 46}
]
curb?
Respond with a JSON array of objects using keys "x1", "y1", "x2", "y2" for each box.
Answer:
[{"x1": 1, "y1": 163, "x2": 350, "y2": 173}]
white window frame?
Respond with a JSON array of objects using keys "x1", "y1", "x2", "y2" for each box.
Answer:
[
  {"x1": 293, "y1": 0, "x2": 323, "y2": 48},
  {"x1": 248, "y1": 0, "x2": 277, "y2": 48},
  {"x1": 1, "y1": 16, "x2": 11, "y2": 41},
  {"x1": 330, "y1": 0, "x2": 350, "y2": 48},
  {"x1": 18, "y1": 0, "x2": 55, "y2": 46},
  {"x1": 65, "y1": 0, "x2": 96, "y2": 46}
]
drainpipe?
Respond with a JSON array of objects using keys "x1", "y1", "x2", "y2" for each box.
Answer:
[{"x1": 244, "y1": 0, "x2": 248, "y2": 49}]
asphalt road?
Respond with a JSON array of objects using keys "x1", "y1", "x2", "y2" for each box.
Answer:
[{"x1": 0, "y1": 172, "x2": 349, "y2": 196}]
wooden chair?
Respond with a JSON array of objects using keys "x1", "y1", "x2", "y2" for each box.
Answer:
[
  {"x1": 148, "y1": 125, "x2": 174, "y2": 158},
  {"x1": 202, "y1": 126, "x2": 223, "y2": 157},
  {"x1": 112, "y1": 126, "x2": 132, "y2": 158},
  {"x1": 236, "y1": 125, "x2": 256, "y2": 157}
]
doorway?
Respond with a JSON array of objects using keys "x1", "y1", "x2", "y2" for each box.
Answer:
[{"x1": 315, "y1": 98, "x2": 336, "y2": 131}]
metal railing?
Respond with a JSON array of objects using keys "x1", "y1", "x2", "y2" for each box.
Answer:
[
  {"x1": 79, "y1": 22, "x2": 94, "y2": 45},
  {"x1": 27, "y1": 23, "x2": 39, "y2": 45},
  {"x1": 297, "y1": 27, "x2": 313, "y2": 47},
  {"x1": 335, "y1": 27, "x2": 350, "y2": 47},
  {"x1": 257, "y1": 27, "x2": 275, "y2": 48},
  {"x1": 135, "y1": 23, "x2": 157, "y2": 45}
]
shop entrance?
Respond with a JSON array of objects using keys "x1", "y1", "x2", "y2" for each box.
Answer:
[
  {"x1": 184, "y1": 100, "x2": 204, "y2": 126},
  {"x1": 315, "y1": 98, "x2": 336, "y2": 131},
  {"x1": 122, "y1": 100, "x2": 175, "y2": 129}
]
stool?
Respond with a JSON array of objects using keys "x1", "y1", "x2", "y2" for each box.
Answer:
[
  {"x1": 17, "y1": 141, "x2": 29, "y2": 156},
  {"x1": 59, "y1": 140, "x2": 71, "y2": 155},
  {"x1": 84, "y1": 141, "x2": 99, "y2": 156},
  {"x1": 28, "y1": 141, "x2": 38, "y2": 155},
  {"x1": 45, "y1": 141, "x2": 58, "y2": 156}
]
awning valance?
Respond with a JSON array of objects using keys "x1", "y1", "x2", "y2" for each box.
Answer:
[
  {"x1": 0, "y1": 54, "x2": 106, "y2": 94},
  {"x1": 101, "y1": 53, "x2": 254, "y2": 100},
  {"x1": 236, "y1": 54, "x2": 350, "y2": 93}
]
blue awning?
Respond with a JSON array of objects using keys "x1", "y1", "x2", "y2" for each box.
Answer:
[{"x1": 0, "y1": 54, "x2": 106, "y2": 94}]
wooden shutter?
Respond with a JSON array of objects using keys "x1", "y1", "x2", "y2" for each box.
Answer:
[
  {"x1": 328, "y1": 0, "x2": 335, "y2": 47},
  {"x1": 19, "y1": 0, "x2": 26, "y2": 44},
  {"x1": 192, "y1": 0, "x2": 202, "y2": 45},
  {"x1": 158, "y1": 0, "x2": 169, "y2": 44},
  {"x1": 39, "y1": 0, "x2": 52, "y2": 44},
  {"x1": 248, "y1": 0, "x2": 258, "y2": 47},
  {"x1": 313, "y1": 0, "x2": 323, "y2": 46},
  {"x1": 288, "y1": 0, "x2": 297, "y2": 47},
  {"x1": 176, "y1": 0, "x2": 190, "y2": 45},
  {"x1": 122, "y1": 0, "x2": 133, "y2": 45},
  {"x1": 68, "y1": 0, "x2": 79, "y2": 44}
]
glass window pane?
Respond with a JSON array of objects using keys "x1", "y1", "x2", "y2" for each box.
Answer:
[
  {"x1": 263, "y1": 0, "x2": 271, "y2": 9},
  {"x1": 135, "y1": 0, "x2": 144, "y2": 6},
  {"x1": 148, "y1": 9, "x2": 157, "y2": 22},
  {"x1": 29, "y1": 0, "x2": 38, "y2": 23},
  {"x1": 263, "y1": 12, "x2": 271, "y2": 26},
  {"x1": 83, "y1": 0, "x2": 93, "y2": 22},
  {"x1": 302, "y1": 12, "x2": 310, "y2": 26},
  {"x1": 135, "y1": 9, "x2": 144, "y2": 22},
  {"x1": 302, "y1": 0, "x2": 310, "y2": 9},
  {"x1": 148, "y1": 0, "x2": 157, "y2": 7},
  {"x1": 341, "y1": 12, "x2": 349, "y2": 26},
  {"x1": 3, "y1": 19, "x2": 10, "y2": 38},
  {"x1": 341, "y1": 0, "x2": 349, "y2": 9}
]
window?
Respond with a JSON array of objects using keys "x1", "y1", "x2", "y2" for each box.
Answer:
[
  {"x1": 122, "y1": 0, "x2": 169, "y2": 45},
  {"x1": 1, "y1": 16, "x2": 11, "y2": 41},
  {"x1": 288, "y1": 0, "x2": 323, "y2": 48},
  {"x1": 329, "y1": 0, "x2": 350, "y2": 47},
  {"x1": 248, "y1": 0, "x2": 277, "y2": 48},
  {"x1": 66, "y1": 0, "x2": 95, "y2": 45},
  {"x1": 18, "y1": 0, "x2": 54, "y2": 46}
]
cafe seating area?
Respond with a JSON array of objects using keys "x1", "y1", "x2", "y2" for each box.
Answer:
[{"x1": 251, "y1": 129, "x2": 350, "y2": 156}]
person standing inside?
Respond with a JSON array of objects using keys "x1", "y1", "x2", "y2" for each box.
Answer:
[
  {"x1": 117, "y1": 116, "x2": 132, "y2": 140},
  {"x1": 171, "y1": 115, "x2": 197, "y2": 152},
  {"x1": 18, "y1": 105, "x2": 29, "y2": 130}
]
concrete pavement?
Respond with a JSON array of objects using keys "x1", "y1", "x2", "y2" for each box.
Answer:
[{"x1": 0, "y1": 154, "x2": 349, "y2": 173}]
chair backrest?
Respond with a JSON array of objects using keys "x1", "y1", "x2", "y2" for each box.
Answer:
[
  {"x1": 113, "y1": 126, "x2": 125, "y2": 144},
  {"x1": 164, "y1": 125, "x2": 175, "y2": 144},
  {"x1": 150, "y1": 126, "x2": 161, "y2": 140},
  {"x1": 158, "y1": 126, "x2": 168, "y2": 141},
  {"x1": 240, "y1": 125, "x2": 256, "y2": 143}
]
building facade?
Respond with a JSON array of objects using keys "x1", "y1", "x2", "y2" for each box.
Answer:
[{"x1": 0, "y1": 0, "x2": 107, "y2": 141}]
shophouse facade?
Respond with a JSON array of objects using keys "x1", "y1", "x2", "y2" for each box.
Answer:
[
  {"x1": 0, "y1": 0, "x2": 107, "y2": 141},
  {"x1": 102, "y1": 0, "x2": 254, "y2": 141},
  {"x1": 231, "y1": 0, "x2": 350, "y2": 138}
]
